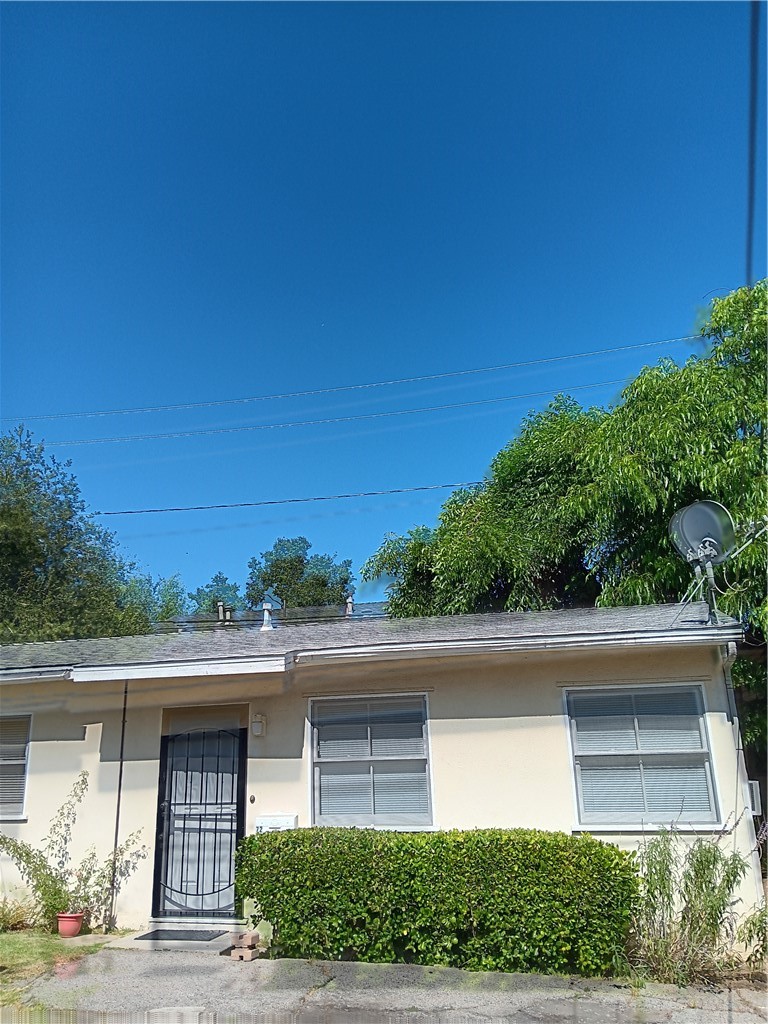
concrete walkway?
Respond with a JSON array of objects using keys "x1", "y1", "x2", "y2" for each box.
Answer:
[{"x1": 5, "y1": 941, "x2": 767, "y2": 1024}]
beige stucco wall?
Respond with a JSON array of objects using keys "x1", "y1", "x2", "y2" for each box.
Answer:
[{"x1": 0, "y1": 643, "x2": 761, "y2": 930}]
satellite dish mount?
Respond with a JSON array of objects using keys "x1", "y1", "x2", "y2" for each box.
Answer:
[{"x1": 669, "y1": 500, "x2": 736, "y2": 623}]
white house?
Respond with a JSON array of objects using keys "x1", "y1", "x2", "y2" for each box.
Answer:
[{"x1": 0, "y1": 601, "x2": 762, "y2": 929}]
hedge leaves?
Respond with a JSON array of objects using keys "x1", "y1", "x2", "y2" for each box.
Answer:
[{"x1": 236, "y1": 827, "x2": 637, "y2": 976}]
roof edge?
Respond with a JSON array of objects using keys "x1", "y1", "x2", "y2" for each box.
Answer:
[
  {"x1": 289, "y1": 624, "x2": 743, "y2": 666},
  {"x1": 0, "y1": 667, "x2": 73, "y2": 685},
  {"x1": 0, "y1": 620, "x2": 742, "y2": 684}
]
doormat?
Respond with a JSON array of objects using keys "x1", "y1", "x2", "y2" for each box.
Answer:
[{"x1": 135, "y1": 929, "x2": 228, "y2": 942}]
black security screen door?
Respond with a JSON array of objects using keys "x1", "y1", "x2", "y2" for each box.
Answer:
[{"x1": 153, "y1": 725, "x2": 246, "y2": 918}]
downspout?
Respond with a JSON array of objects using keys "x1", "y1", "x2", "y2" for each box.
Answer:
[
  {"x1": 721, "y1": 642, "x2": 762, "y2": 903},
  {"x1": 108, "y1": 679, "x2": 129, "y2": 931},
  {"x1": 722, "y1": 642, "x2": 741, "y2": 742}
]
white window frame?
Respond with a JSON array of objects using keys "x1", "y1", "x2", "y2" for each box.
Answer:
[
  {"x1": 0, "y1": 714, "x2": 31, "y2": 821},
  {"x1": 309, "y1": 693, "x2": 433, "y2": 828},
  {"x1": 564, "y1": 684, "x2": 720, "y2": 828}
]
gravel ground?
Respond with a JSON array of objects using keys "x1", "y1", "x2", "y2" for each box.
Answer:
[{"x1": 4, "y1": 948, "x2": 767, "y2": 1024}]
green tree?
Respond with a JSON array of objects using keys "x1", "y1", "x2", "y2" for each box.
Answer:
[
  {"x1": 0, "y1": 429, "x2": 153, "y2": 642},
  {"x1": 188, "y1": 572, "x2": 245, "y2": 614},
  {"x1": 572, "y1": 280, "x2": 766, "y2": 623},
  {"x1": 363, "y1": 281, "x2": 766, "y2": 754},
  {"x1": 575, "y1": 281, "x2": 766, "y2": 757},
  {"x1": 122, "y1": 572, "x2": 190, "y2": 621},
  {"x1": 246, "y1": 537, "x2": 354, "y2": 609},
  {"x1": 363, "y1": 398, "x2": 604, "y2": 617}
]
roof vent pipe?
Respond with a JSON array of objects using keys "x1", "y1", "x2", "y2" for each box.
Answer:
[
  {"x1": 261, "y1": 602, "x2": 274, "y2": 631},
  {"x1": 345, "y1": 596, "x2": 354, "y2": 616},
  {"x1": 217, "y1": 601, "x2": 225, "y2": 622}
]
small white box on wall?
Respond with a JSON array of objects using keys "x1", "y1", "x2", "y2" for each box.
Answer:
[
  {"x1": 747, "y1": 781, "x2": 762, "y2": 816},
  {"x1": 252, "y1": 814, "x2": 298, "y2": 833}
]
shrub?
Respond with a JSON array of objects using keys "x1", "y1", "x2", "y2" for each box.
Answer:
[
  {"x1": 737, "y1": 903, "x2": 767, "y2": 971},
  {"x1": 236, "y1": 827, "x2": 638, "y2": 976},
  {"x1": 0, "y1": 838, "x2": 70, "y2": 931},
  {"x1": 0, "y1": 893, "x2": 36, "y2": 932},
  {"x1": 628, "y1": 828, "x2": 749, "y2": 984},
  {"x1": 0, "y1": 771, "x2": 147, "y2": 932}
]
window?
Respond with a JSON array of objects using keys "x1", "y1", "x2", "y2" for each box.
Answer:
[
  {"x1": 567, "y1": 687, "x2": 718, "y2": 825},
  {"x1": 0, "y1": 716, "x2": 31, "y2": 819},
  {"x1": 311, "y1": 695, "x2": 431, "y2": 826}
]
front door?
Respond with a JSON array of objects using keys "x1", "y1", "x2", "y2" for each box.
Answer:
[{"x1": 153, "y1": 707, "x2": 247, "y2": 918}]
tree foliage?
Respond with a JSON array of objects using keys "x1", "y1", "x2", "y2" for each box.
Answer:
[
  {"x1": 246, "y1": 536, "x2": 354, "y2": 609},
  {"x1": 575, "y1": 280, "x2": 766, "y2": 623},
  {"x1": 364, "y1": 399, "x2": 604, "y2": 617},
  {"x1": 188, "y1": 571, "x2": 245, "y2": 614},
  {"x1": 0, "y1": 429, "x2": 154, "y2": 642},
  {"x1": 363, "y1": 282, "x2": 767, "y2": 750},
  {"x1": 364, "y1": 282, "x2": 766, "y2": 620},
  {"x1": 122, "y1": 572, "x2": 189, "y2": 621}
]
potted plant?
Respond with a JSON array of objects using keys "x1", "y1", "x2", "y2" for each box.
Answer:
[
  {"x1": 56, "y1": 910, "x2": 85, "y2": 938},
  {"x1": 0, "y1": 771, "x2": 147, "y2": 936},
  {"x1": 55, "y1": 861, "x2": 96, "y2": 936}
]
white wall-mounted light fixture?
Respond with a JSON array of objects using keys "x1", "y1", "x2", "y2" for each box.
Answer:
[{"x1": 251, "y1": 714, "x2": 267, "y2": 737}]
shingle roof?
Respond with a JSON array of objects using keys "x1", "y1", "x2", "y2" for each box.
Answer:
[{"x1": 0, "y1": 602, "x2": 735, "y2": 672}]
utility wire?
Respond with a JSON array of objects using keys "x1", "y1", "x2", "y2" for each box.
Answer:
[
  {"x1": 47, "y1": 377, "x2": 629, "y2": 447},
  {"x1": 94, "y1": 482, "x2": 483, "y2": 516},
  {"x1": 3, "y1": 335, "x2": 697, "y2": 423},
  {"x1": 746, "y1": 0, "x2": 761, "y2": 285}
]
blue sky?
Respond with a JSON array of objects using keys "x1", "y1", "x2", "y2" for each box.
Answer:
[{"x1": 2, "y1": 2, "x2": 765, "y2": 604}]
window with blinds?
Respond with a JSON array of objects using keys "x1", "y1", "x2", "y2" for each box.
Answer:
[
  {"x1": 311, "y1": 696, "x2": 432, "y2": 826},
  {"x1": 0, "y1": 716, "x2": 31, "y2": 819},
  {"x1": 567, "y1": 687, "x2": 718, "y2": 825}
]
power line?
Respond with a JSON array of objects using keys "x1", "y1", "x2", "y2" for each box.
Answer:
[
  {"x1": 3, "y1": 335, "x2": 698, "y2": 423},
  {"x1": 746, "y1": 0, "x2": 761, "y2": 285},
  {"x1": 94, "y1": 482, "x2": 483, "y2": 516},
  {"x1": 47, "y1": 377, "x2": 629, "y2": 447}
]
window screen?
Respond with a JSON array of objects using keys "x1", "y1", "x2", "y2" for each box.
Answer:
[
  {"x1": 567, "y1": 687, "x2": 717, "y2": 825},
  {"x1": 0, "y1": 716, "x2": 31, "y2": 818},
  {"x1": 312, "y1": 696, "x2": 431, "y2": 826}
]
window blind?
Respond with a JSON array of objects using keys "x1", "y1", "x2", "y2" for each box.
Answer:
[
  {"x1": 312, "y1": 696, "x2": 431, "y2": 826},
  {"x1": 568, "y1": 688, "x2": 716, "y2": 825},
  {"x1": 0, "y1": 716, "x2": 30, "y2": 818}
]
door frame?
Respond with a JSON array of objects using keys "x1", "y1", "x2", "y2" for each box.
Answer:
[{"x1": 151, "y1": 712, "x2": 248, "y2": 919}]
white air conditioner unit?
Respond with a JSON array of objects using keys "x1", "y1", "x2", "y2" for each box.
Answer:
[{"x1": 747, "y1": 781, "x2": 762, "y2": 817}]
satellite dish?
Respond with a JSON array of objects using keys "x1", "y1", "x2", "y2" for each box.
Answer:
[{"x1": 669, "y1": 500, "x2": 736, "y2": 566}]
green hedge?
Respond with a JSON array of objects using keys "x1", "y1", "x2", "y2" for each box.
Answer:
[{"x1": 236, "y1": 828, "x2": 638, "y2": 975}]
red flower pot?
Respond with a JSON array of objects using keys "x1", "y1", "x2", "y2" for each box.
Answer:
[{"x1": 56, "y1": 912, "x2": 84, "y2": 938}]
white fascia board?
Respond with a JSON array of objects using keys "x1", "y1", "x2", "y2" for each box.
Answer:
[
  {"x1": 71, "y1": 655, "x2": 285, "y2": 683},
  {"x1": 289, "y1": 625, "x2": 743, "y2": 666}
]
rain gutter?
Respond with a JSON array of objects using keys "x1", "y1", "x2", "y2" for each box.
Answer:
[
  {"x1": 0, "y1": 667, "x2": 73, "y2": 685},
  {"x1": 288, "y1": 624, "x2": 743, "y2": 667}
]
